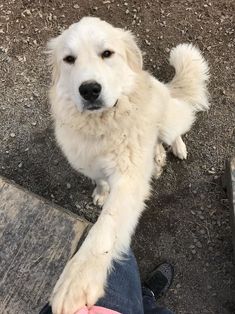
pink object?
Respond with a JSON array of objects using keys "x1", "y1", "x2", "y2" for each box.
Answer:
[{"x1": 75, "y1": 306, "x2": 121, "y2": 314}]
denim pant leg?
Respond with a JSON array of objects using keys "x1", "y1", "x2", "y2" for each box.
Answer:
[
  {"x1": 96, "y1": 249, "x2": 144, "y2": 314},
  {"x1": 142, "y1": 287, "x2": 174, "y2": 314}
]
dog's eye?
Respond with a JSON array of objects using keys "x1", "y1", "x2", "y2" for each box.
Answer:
[
  {"x1": 101, "y1": 50, "x2": 114, "y2": 59},
  {"x1": 63, "y1": 55, "x2": 76, "y2": 64}
]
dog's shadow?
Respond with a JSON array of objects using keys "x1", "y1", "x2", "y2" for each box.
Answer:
[{"x1": 2, "y1": 125, "x2": 100, "y2": 223}]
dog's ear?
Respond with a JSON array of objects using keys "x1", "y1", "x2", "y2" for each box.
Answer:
[
  {"x1": 46, "y1": 36, "x2": 61, "y2": 85},
  {"x1": 122, "y1": 31, "x2": 143, "y2": 72}
]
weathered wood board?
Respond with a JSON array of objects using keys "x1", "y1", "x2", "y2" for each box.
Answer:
[{"x1": 0, "y1": 177, "x2": 90, "y2": 314}]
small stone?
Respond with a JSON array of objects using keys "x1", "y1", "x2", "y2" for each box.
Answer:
[
  {"x1": 66, "y1": 183, "x2": 71, "y2": 189},
  {"x1": 145, "y1": 39, "x2": 151, "y2": 46},
  {"x1": 190, "y1": 244, "x2": 195, "y2": 249},
  {"x1": 18, "y1": 162, "x2": 23, "y2": 168},
  {"x1": 200, "y1": 229, "x2": 206, "y2": 235},
  {"x1": 176, "y1": 283, "x2": 181, "y2": 289},
  {"x1": 10, "y1": 132, "x2": 16, "y2": 138},
  {"x1": 33, "y1": 91, "x2": 39, "y2": 97},
  {"x1": 191, "y1": 249, "x2": 197, "y2": 255},
  {"x1": 75, "y1": 202, "x2": 80, "y2": 209},
  {"x1": 196, "y1": 241, "x2": 202, "y2": 248},
  {"x1": 32, "y1": 122, "x2": 37, "y2": 126}
]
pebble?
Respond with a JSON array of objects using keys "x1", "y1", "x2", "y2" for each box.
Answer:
[
  {"x1": 191, "y1": 249, "x2": 197, "y2": 255},
  {"x1": 32, "y1": 122, "x2": 37, "y2": 126},
  {"x1": 18, "y1": 162, "x2": 23, "y2": 168},
  {"x1": 10, "y1": 132, "x2": 16, "y2": 138},
  {"x1": 195, "y1": 241, "x2": 202, "y2": 248},
  {"x1": 145, "y1": 39, "x2": 151, "y2": 46},
  {"x1": 176, "y1": 283, "x2": 181, "y2": 289},
  {"x1": 66, "y1": 183, "x2": 71, "y2": 189}
]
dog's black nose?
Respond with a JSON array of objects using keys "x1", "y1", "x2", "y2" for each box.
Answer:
[{"x1": 79, "y1": 81, "x2": 102, "y2": 102}]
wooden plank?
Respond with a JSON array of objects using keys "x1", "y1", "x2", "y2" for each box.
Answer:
[
  {"x1": 0, "y1": 176, "x2": 90, "y2": 314},
  {"x1": 224, "y1": 157, "x2": 235, "y2": 259}
]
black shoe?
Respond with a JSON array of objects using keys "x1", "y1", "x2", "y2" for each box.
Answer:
[
  {"x1": 39, "y1": 303, "x2": 52, "y2": 314},
  {"x1": 143, "y1": 262, "x2": 174, "y2": 299}
]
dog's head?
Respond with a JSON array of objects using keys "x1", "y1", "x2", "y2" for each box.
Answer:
[{"x1": 47, "y1": 17, "x2": 142, "y2": 112}]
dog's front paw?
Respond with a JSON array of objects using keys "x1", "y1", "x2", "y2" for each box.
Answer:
[
  {"x1": 92, "y1": 181, "x2": 110, "y2": 207},
  {"x1": 50, "y1": 253, "x2": 107, "y2": 314}
]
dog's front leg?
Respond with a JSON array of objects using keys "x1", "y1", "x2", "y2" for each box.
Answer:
[{"x1": 50, "y1": 172, "x2": 151, "y2": 314}]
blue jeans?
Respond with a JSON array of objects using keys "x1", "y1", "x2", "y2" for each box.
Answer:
[
  {"x1": 39, "y1": 250, "x2": 173, "y2": 314},
  {"x1": 96, "y1": 250, "x2": 173, "y2": 314}
]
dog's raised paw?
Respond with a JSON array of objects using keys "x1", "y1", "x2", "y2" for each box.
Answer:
[{"x1": 51, "y1": 252, "x2": 106, "y2": 314}]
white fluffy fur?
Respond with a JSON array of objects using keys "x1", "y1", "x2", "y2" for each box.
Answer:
[{"x1": 47, "y1": 17, "x2": 209, "y2": 314}]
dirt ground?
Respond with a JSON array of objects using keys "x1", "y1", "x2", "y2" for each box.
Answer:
[{"x1": 0, "y1": 0, "x2": 235, "y2": 313}]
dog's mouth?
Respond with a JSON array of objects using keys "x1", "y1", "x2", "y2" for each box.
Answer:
[
  {"x1": 113, "y1": 100, "x2": 118, "y2": 107},
  {"x1": 86, "y1": 104, "x2": 103, "y2": 111},
  {"x1": 85, "y1": 99, "x2": 118, "y2": 112}
]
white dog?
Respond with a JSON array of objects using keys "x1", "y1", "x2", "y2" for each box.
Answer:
[{"x1": 47, "y1": 17, "x2": 209, "y2": 314}]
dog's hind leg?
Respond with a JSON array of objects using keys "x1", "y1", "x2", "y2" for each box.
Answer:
[
  {"x1": 171, "y1": 136, "x2": 187, "y2": 160},
  {"x1": 154, "y1": 142, "x2": 166, "y2": 178},
  {"x1": 92, "y1": 180, "x2": 110, "y2": 207}
]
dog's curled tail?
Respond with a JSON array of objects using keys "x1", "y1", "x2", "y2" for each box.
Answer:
[{"x1": 168, "y1": 43, "x2": 210, "y2": 111}]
